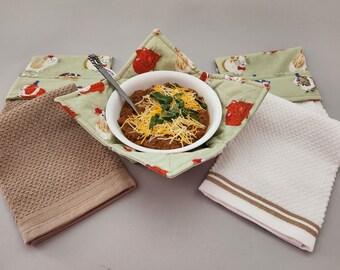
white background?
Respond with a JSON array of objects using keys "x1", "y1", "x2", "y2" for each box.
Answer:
[{"x1": 0, "y1": 0, "x2": 339, "y2": 269}]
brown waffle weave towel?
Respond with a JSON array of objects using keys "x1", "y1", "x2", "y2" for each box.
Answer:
[{"x1": 0, "y1": 84, "x2": 136, "y2": 245}]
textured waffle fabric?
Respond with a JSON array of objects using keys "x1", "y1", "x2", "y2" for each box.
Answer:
[
  {"x1": 199, "y1": 93, "x2": 340, "y2": 252},
  {"x1": 0, "y1": 84, "x2": 136, "y2": 245}
]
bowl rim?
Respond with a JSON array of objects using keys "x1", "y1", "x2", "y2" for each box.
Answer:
[{"x1": 106, "y1": 70, "x2": 222, "y2": 154}]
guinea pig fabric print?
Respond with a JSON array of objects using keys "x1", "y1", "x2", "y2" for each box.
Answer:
[
  {"x1": 18, "y1": 80, "x2": 46, "y2": 98},
  {"x1": 222, "y1": 55, "x2": 248, "y2": 75},
  {"x1": 289, "y1": 50, "x2": 307, "y2": 72},
  {"x1": 58, "y1": 73, "x2": 81, "y2": 80},
  {"x1": 77, "y1": 81, "x2": 105, "y2": 95},
  {"x1": 25, "y1": 55, "x2": 58, "y2": 72},
  {"x1": 224, "y1": 74, "x2": 246, "y2": 83},
  {"x1": 95, "y1": 107, "x2": 113, "y2": 141},
  {"x1": 84, "y1": 55, "x2": 111, "y2": 70},
  {"x1": 293, "y1": 74, "x2": 317, "y2": 92},
  {"x1": 175, "y1": 47, "x2": 195, "y2": 73}
]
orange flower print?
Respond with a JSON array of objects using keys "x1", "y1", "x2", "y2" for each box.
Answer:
[
  {"x1": 123, "y1": 145, "x2": 134, "y2": 152},
  {"x1": 146, "y1": 164, "x2": 168, "y2": 176},
  {"x1": 55, "y1": 102, "x2": 78, "y2": 118},
  {"x1": 192, "y1": 158, "x2": 205, "y2": 164}
]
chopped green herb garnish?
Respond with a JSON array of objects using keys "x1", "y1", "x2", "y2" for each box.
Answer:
[
  {"x1": 162, "y1": 109, "x2": 180, "y2": 122},
  {"x1": 148, "y1": 85, "x2": 204, "y2": 128},
  {"x1": 150, "y1": 92, "x2": 173, "y2": 104},
  {"x1": 195, "y1": 98, "x2": 207, "y2": 109},
  {"x1": 149, "y1": 114, "x2": 164, "y2": 129},
  {"x1": 165, "y1": 82, "x2": 179, "y2": 89},
  {"x1": 189, "y1": 110, "x2": 199, "y2": 121},
  {"x1": 181, "y1": 108, "x2": 188, "y2": 117},
  {"x1": 161, "y1": 104, "x2": 170, "y2": 111},
  {"x1": 171, "y1": 103, "x2": 179, "y2": 111},
  {"x1": 175, "y1": 98, "x2": 184, "y2": 109}
]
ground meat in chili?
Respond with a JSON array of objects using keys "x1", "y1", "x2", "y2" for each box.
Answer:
[{"x1": 117, "y1": 86, "x2": 209, "y2": 150}]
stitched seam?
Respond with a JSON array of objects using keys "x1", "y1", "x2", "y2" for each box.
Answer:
[
  {"x1": 21, "y1": 178, "x2": 132, "y2": 235},
  {"x1": 206, "y1": 176, "x2": 317, "y2": 237},
  {"x1": 18, "y1": 169, "x2": 130, "y2": 227},
  {"x1": 209, "y1": 172, "x2": 320, "y2": 230}
]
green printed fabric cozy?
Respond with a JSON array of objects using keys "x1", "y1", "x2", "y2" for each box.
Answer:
[
  {"x1": 8, "y1": 30, "x2": 268, "y2": 178},
  {"x1": 7, "y1": 55, "x2": 113, "y2": 100},
  {"x1": 215, "y1": 48, "x2": 321, "y2": 102}
]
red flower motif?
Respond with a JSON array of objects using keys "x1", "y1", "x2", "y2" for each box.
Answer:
[
  {"x1": 146, "y1": 164, "x2": 168, "y2": 176},
  {"x1": 55, "y1": 102, "x2": 78, "y2": 118},
  {"x1": 78, "y1": 81, "x2": 105, "y2": 95},
  {"x1": 192, "y1": 158, "x2": 203, "y2": 164},
  {"x1": 200, "y1": 72, "x2": 210, "y2": 83},
  {"x1": 123, "y1": 146, "x2": 133, "y2": 152},
  {"x1": 263, "y1": 50, "x2": 279, "y2": 55},
  {"x1": 95, "y1": 107, "x2": 103, "y2": 115},
  {"x1": 133, "y1": 48, "x2": 160, "y2": 74},
  {"x1": 225, "y1": 100, "x2": 253, "y2": 126}
]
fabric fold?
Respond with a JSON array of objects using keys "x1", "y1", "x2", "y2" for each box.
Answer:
[
  {"x1": 53, "y1": 30, "x2": 269, "y2": 178},
  {"x1": 0, "y1": 84, "x2": 136, "y2": 245}
]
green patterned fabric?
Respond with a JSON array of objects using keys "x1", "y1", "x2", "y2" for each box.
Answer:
[
  {"x1": 7, "y1": 55, "x2": 113, "y2": 100},
  {"x1": 53, "y1": 30, "x2": 268, "y2": 177},
  {"x1": 8, "y1": 30, "x2": 268, "y2": 178},
  {"x1": 215, "y1": 48, "x2": 321, "y2": 102}
]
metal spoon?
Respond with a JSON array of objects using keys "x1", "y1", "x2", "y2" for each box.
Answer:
[{"x1": 87, "y1": 54, "x2": 139, "y2": 114}]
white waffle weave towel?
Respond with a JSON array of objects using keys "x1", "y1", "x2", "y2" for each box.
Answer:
[{"x1": 199, "y1": 93, "x2": 340, "y2": 252}]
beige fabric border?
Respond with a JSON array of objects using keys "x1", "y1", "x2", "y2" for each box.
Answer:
[
  {"x1": 17, "y1": 168, "x2": 136, "y2": 245},
  {"x1": 206, "y1": 174, "x2": 318, "y2": 237},
  {"x1": 209, "y1": 171, "x2": 319, "y2": 230}
]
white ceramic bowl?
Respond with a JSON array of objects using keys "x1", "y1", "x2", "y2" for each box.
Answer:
[{"x1": 106, "y1": 71, "x2": 222, "y2": 154}]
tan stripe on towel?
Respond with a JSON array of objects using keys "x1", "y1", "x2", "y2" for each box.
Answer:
[
  {"x1": 209, "y1": 171, "x2": 320, "y2": 231},
  {"x1": 18, "y1": 168, "x2": 135, "y2": 245},
  {"x1": 206, "y1": 175, "x2": 317, "y2": 237}
]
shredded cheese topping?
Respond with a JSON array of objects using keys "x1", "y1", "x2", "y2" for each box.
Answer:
[{"x1": 121, "y1": 83, "x2": 207, "y2": 146}]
